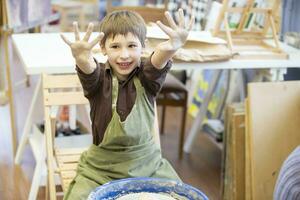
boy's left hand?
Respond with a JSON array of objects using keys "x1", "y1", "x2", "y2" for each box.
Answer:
[{"x1": 156, "y1": 9, "x2": 194, "y2": 51}]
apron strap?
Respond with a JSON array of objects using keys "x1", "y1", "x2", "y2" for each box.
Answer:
[
  {"x1": 112, "y1": 75, "x2": 143, "y2": 110},
  {"x1": 133, "y1": 76, "x2": 142, "y2": 92}
]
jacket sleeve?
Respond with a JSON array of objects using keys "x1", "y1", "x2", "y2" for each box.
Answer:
[
  {"x1": 76, "y1": 59, "x2": 103, "y2": 99},
  {"x1": 139, "y1": 54, "x2": 172, "y2": 97}
]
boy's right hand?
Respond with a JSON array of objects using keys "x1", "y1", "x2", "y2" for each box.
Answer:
[{"x1": 61, "y1": 22, "x2": 104, "y2": 74}]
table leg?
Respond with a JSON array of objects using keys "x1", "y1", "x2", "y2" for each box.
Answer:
[
  {"x1": 237, "y1": 69, "x2": 246, "y2": 100},
  {"x1": 15, "y1": 76, "x2": 42, "y2": 164},
  {"x1": 215, "y1": 70, "x2": 230, "y2": 119},
  {"x1": 184, "y1": 69, "x2": 223, "y2": 153}
]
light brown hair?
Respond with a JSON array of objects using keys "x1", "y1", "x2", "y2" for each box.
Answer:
[{"x1": 99, "y1": 10, "x2": 147, "y2": 47}]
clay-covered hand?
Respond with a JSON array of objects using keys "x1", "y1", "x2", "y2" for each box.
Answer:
[
  {"x1": 61, "y1": 22, "x2": 104, "y2": 74},
  {"x1": 156, "y1": 9, "x2": 194, "y2": 51}
]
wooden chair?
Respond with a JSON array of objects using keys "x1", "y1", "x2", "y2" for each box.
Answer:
[
  {"x1": 106, "y1": 0, "x2": 188, "y2": 159},
  {"x1": 52, "y1": 1, "x2": 86, "y2": 31},
  {"x1": 52, "y1": 0, "x2": 99, "y2": 31},
  {"x1": 106, "y1": 0, "x2": 169, "y2": 24},
  {"x1": 42, "y1": 74, "x2": 91, "y2": 200}
]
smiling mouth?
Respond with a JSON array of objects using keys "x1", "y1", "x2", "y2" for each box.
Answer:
[{"x1": 118, "y1": 62, "x2": 133, "y2": 69}]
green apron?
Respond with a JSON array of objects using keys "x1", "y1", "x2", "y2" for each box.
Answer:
[{"x1": 64, "y1": 74, "x2": 180, "y2": 200}]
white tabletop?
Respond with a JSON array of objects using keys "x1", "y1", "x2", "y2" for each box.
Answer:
[{"x1": 12, "y1": 32, "x2": 300, "y2": 75}]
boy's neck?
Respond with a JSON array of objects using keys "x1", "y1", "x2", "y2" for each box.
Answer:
[{"x1": 111, "y1": 68, "x2": 128, "y2": 81}]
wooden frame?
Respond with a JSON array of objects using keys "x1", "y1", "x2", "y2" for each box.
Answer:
[
  {"x1": 222, "y1": 103, "x2": 246, "y2": 200},
  {"x1": 213, "y1": 0, "x2": 287, "y2": 59},
  {"x1": 43, "y1": 74, "x2": 89, "y2": 200},
  {"x1": 0, "y1": 0, "x2": 17, "y2": 156}
]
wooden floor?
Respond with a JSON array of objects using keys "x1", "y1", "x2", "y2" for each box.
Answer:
[
  {"x1": 159, "y1": 108, "x2": 222, "y2": 200},
  {"x1": 0, "y1": 80, "x2": 222, "y2": 199}
]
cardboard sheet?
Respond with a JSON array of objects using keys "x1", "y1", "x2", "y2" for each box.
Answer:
[
  {"x1": 247, "y1": 81, "x2": 300, "y2": 199},
  {"x1": 147, "y1": 26, "x2": 227, "y2": 44},
  {"x1": 144, "y1": 39, "x2": 233, "y2": 62}
]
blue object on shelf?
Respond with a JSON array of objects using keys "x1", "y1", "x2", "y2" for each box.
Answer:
[{"x1": 87, "y1": 177, "x2": 209, "y2": 200}]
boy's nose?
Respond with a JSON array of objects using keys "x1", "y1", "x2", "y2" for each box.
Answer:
[{"x1": 120, "y1": 48, "x2": 129, "y2": 59}]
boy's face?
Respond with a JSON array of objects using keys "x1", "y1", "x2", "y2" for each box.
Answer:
[{"x1": 102, "y1": 32, "x2": 143, "y2": 81}]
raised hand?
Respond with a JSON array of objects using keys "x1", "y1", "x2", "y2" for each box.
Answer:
[
  {"x1": 61, "y1": 22, "x2": 104, "y2": 73},
  {"x1": 156, "y1": 9, "x2": 194, "y2": 51}
]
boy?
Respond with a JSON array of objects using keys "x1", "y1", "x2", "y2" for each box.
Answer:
[{"x1": 61, "y1": 9, "x2": 194, "y2": 199}]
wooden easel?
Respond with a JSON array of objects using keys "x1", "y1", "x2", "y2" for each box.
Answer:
[
  {"x1": 1, "y1": 0, "x2": 18, "y2": 156},
  {"x1": 1, "y1": 0, "x2": 60, "y2": 158},
  {"x1": 213, "y1": 0, "x2": 288, "y2": 59}
]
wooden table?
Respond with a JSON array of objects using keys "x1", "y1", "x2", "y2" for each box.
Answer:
[{"x1": 12, "y1": 32, "x2": 300, "y2": 154}]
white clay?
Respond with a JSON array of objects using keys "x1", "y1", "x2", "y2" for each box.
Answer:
[{"x1": 116, "y1": 192, "x2": 177, "y2": 200}]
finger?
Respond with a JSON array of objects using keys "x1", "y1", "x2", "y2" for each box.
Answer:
[
  {"x1": 175, "y1": 12, "x2": 180, "y2": 26},
  {"x1": 178, "y1": 9, "x2": 185, "y2": 28},
  {"x1": 60, "y1": 34, "x2": 72, "y2": 46},
  {"x1": 83, "y1": 23, "x2": 94, "y2": 42},
  {"x1": 187, "y1": 14, "x2": 195, "y2": 31},
  {"x1": 156, "y1": 21, "x2": 174, "y2": 37},
  {"x1": 89, "y1": 32, "x2": 104, "y2": 48},
  {"x1": 73, "y1": 21, "x2": 80, "y2": 41},
  {"x1": 164, "y1": 11, "x2": 177, "y2": 29}
]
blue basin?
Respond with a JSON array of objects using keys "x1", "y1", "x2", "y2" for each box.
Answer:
[{"x1": 88, "y1": 177, "x2": 209, "y2": 200}]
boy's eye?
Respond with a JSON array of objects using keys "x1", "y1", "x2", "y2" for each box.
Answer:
[
  {"x1": 129, "y1": 44, "x2": 137, "y2": 48},
  {"x1": 110, "y1": 45, "x2": 119, "y2": 49}
]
